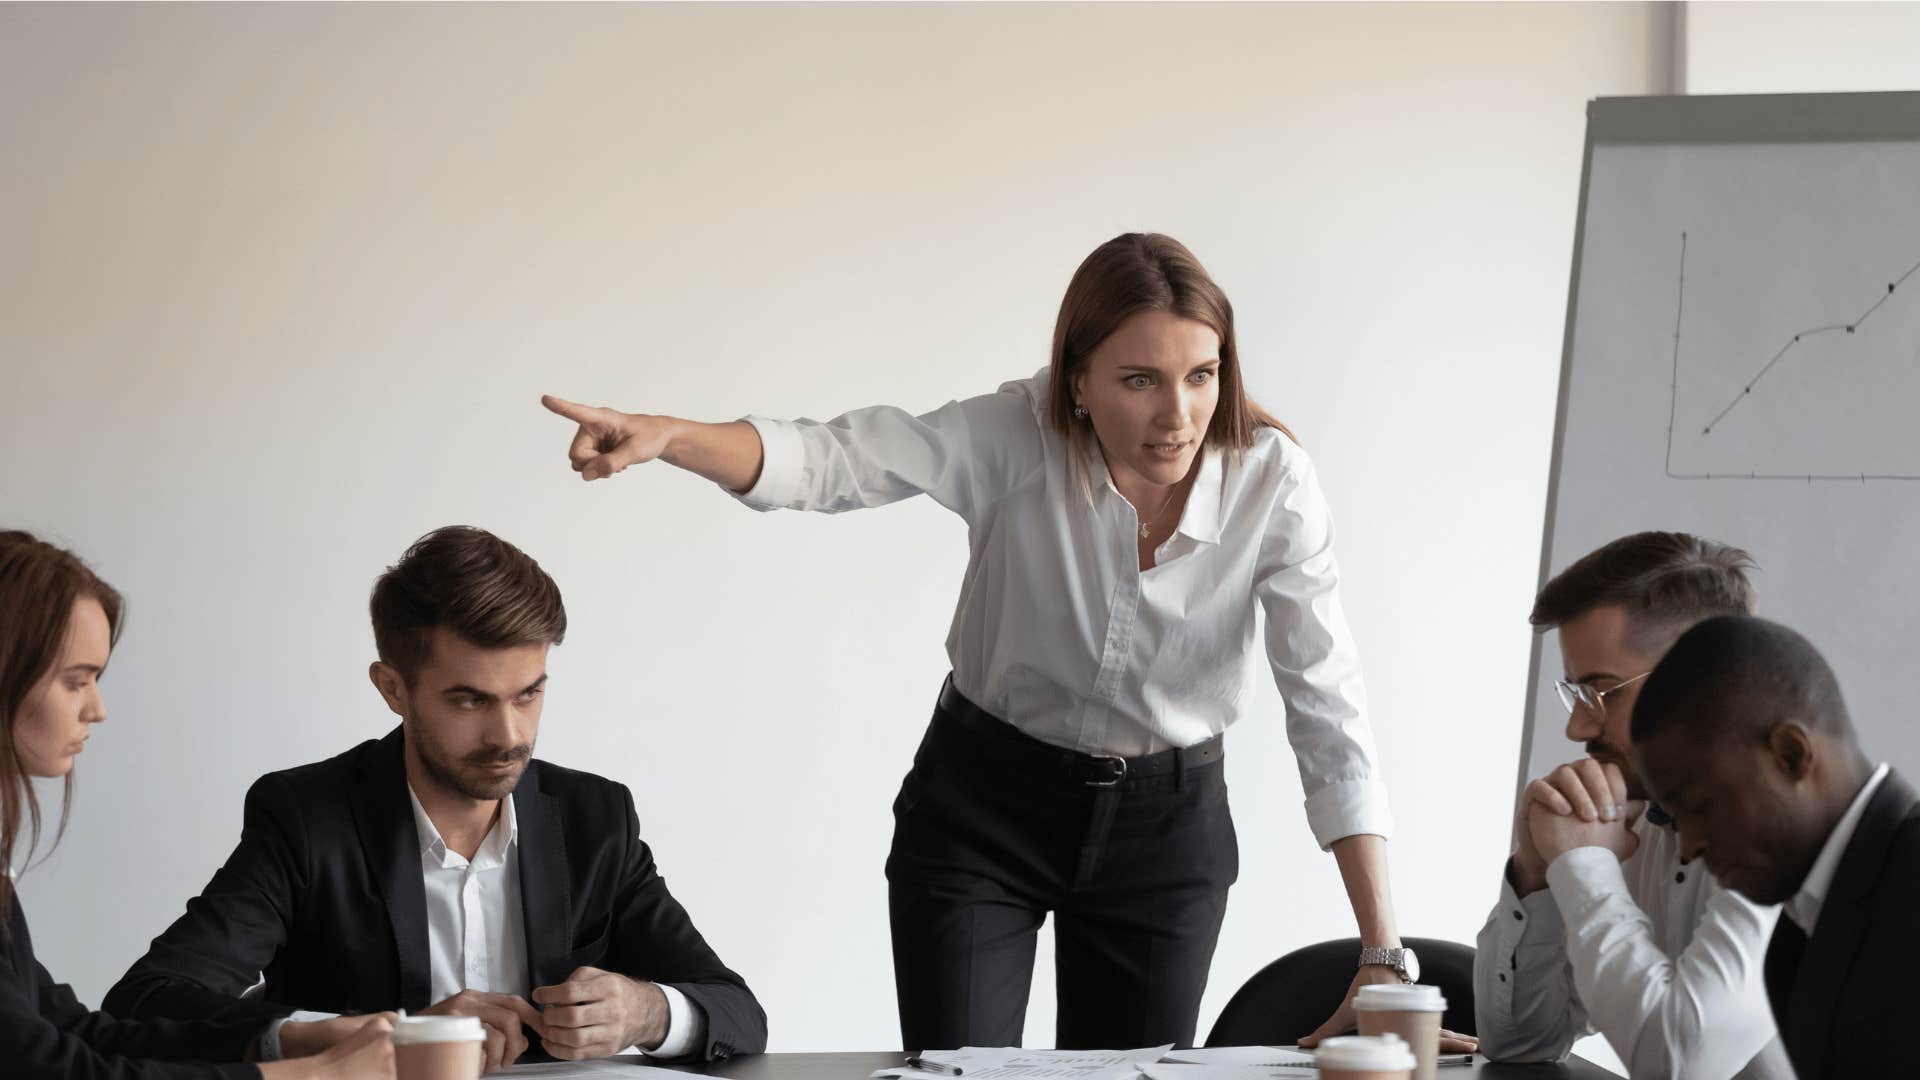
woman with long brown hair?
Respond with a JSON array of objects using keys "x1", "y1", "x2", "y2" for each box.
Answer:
[
  {"x1": 542, "y1": 234, "x2": 1459, "y2": 1051},
  {"x1": 0, "y1": 531, "x2": 396, "y2": 1078}
]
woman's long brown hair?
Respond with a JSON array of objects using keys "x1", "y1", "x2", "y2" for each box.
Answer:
[
  {"x1": 1046, "y1": 233, "x2": 1293, "y2": 479},
  {"x1": 0, "y1": 531, "x2": 122, "y2": 921}
]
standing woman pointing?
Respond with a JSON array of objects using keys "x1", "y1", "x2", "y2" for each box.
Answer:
[{"x1": 543, "y1": 234, "x2": 1437, "y2": 1052}]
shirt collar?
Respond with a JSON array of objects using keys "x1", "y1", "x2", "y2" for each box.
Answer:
[
  {"x1": 1175, "y1": 448, "x2": 1224, "y2": 545},
  {"x1": 1786, "y1": 762, "x2": 1889, "y2": 934},
  {"x1": 406, "y1": 784, "x2": 519, "y2": 871},
  {"x1": 1087, "y1": 446, "x2": 1226, "y2": 547},
  {"x1": 1089, "y1": 442, "x2": 1118, "y2": 497}
]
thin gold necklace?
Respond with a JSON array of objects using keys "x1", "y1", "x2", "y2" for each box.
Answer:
[{"x1": 1137, "y1": 483, "x2": 1181, "y2": 540}]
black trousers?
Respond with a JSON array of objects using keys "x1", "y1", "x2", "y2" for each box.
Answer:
[{"x1": 886, "y1": 679, "x2": 1238, "y2": 1051}]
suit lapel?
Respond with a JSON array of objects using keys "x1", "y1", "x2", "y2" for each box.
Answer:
[
  {"x1": 350, "y1": 726, "x2": 433, "y2": 1010},
  {"x1": 1762, "y1": 917, "x2": 1802, "y2": 1036},
  {"x1": 1787, "y1": 771, "x2": 1919, "y2": 1079},
  {"x1": 515, "y1": 762, "x2": 575, "y2": 990},
  {"x1": 1787, "y1": 898, "x2": 1859, "y2": 1079}
]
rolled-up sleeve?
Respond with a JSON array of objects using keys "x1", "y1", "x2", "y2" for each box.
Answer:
[
  {"x1": 1253, "y1": 450, "x2": 1390, "y2": 848},
  {"x1": 730, "y1": 391, "x2": 1040, "y2": 523},
  {"x1": 735, "y1": 415, "x2": 811, "y2": 509}
]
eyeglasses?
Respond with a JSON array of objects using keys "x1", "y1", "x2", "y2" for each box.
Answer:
[{"x1": 1554, "y1": 670, "x2": 1651, "y2": 716}]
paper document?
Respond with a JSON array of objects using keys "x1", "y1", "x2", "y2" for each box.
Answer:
[
  {"x1": 1158, "y1": 1048, "x2": 1315, "y2": 1068},
  {"x1": 501, "y1": 1061, "x2": 708, "y2": 1079},
  {"x1": 1139, "y1": 1063, "x2": 1315, "y2": 1080},
  {"x1": 874, "y1": 1045, "x2": 1175, "y2": 1080},
  {"x1": 1149, "y1": 1053, "x2": 1475, "y2": 1074}
]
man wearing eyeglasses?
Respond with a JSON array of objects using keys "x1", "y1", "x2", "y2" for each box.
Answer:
[{"x1": 1472, "y1": 532, "x2": 1790, "y2": 1080}]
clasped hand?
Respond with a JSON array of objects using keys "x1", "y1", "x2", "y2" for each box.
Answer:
[{"x1": 1514, "y1": 758, "x2": 1645, "y2": 892}]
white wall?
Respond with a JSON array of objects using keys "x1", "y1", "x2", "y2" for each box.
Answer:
[
  {"x1": 1685, "y1": 1, "x2": 1920, "y2": 94},
  {"x1": 0, "y1": 2, "x2": 1660, "y2": 1054}
]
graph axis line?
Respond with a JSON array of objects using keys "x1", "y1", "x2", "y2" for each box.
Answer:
[{"x1": 1663, "y1": 231, "x2": 1920, "y2": 483}]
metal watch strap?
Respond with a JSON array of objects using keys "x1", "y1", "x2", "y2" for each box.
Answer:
[{"x1": 1358, "y1": 945, "x2": 1407, "y2": 973}]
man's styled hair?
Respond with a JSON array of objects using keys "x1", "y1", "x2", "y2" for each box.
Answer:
[
  {"x1": 370, "y1": 526, "x2": 567, "y2": 683},
  {"x1": 1630, "y1": 615, "x2": 1857, "y2": 751},
  {"x1": 1531, "y1": 531, "x2": 1758, "y2": 656}
]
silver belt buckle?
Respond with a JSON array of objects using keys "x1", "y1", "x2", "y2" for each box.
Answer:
[{"x1": 1086, "y1": 754, "x2": 1128, "y2": 787}]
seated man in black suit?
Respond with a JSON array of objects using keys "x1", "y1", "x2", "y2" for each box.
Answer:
[
  {"x1": 1631, "y1": 614, "x2": 1917, "y2": 1080},
  {"x1": 103, "y1": 526, "x2": 767, "y2": 1070}
]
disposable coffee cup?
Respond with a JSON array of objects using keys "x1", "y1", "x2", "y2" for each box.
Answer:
[
  {"x1": 391, "y1": 1015, "x2": 485, "y2": 1080},
  {"x1": 1314, "y1": 1034, "x2": 1416, "y2": 1080},
  {"x1": 1353, "y1": 983, "x2": 1447, "y2": 1080}
]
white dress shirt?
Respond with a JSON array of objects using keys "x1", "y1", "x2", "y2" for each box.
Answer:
[
  {"x1": 405, "y1": 787, "x2": 703, "y2": 1059},
  {"x1": 1786, "y1": 762, "x2": 1890, "y2": 934},
  {"x1": 737, "y1": 370, "x2": 1389, "y2": 848},
  {"x1": 408, "y1": 787, "x2": 529, "y2": 1003},
  {"x1": 261, "y1": 790, "x2": 703, "y2": 1059},
  {"x1": 1474, "y1": 817, "x2": 1790, "y2": 1080}
]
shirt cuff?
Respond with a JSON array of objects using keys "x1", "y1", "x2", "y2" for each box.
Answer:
[
  {"x1": 1544, "y1": 846, "x2": 1632, "y2": 921},
  {"x1": 259, "y1": 1011, "x2": 342, "y2": 1061},
  {"x1": 732, "y1": 416, "x2": 806, "y2": 510},
  {"x1": 1303, "y1": 776, "x2": 1393, "y2": 850},
  {"x1": 641, "y1": 984, "x2": 707, "y2": 1060},
  {"x1": 1499, "y1": 862, "x2": 1568, "y2": 946}
]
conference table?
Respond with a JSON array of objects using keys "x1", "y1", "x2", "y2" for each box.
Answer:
[{"x1": 638, "y1": 1050, "x2": 1620, "y2": 1080}]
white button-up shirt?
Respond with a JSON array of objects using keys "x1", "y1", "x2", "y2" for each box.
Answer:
[
  {"x1": 405, "y1": 787, "x2": 703, "y2": 1059},
  {"x1": 738, "y1": 370, "x2": 1389, "y2": 848},
  {"x1": 407, "y1": 787, "x2": 529, "y2": 1003},
  {"x1": 1475, "y1": 817, "x2": 1790, "y2": 1080},
  {"x1": 1786, "y1": 762, "x2": 1890, "y2": 934}
]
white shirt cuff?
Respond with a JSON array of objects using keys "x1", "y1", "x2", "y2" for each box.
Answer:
[
  {"x1": 732, "y1": 415, "x2": 806, "y2": 509},
  {"x1": 1303, "y1": 776, "x2": 1394, "y2": 850},
  {"x1": 1498, "y1": 864, "x2": 1567, "y2": 946},
  {"x1": 1544, "y1": 845, "x2": 1632, "y2": 920},
  {"x1": 641, "y1": 983, "x2": 707, "y2": 1060},
  {"x1": 260, "y1": 1010, "x2": 342, "y2": 1061}
]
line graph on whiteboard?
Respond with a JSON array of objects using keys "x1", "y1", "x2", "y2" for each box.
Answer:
[{"x1": 1663, "y1": 231, "x2": 1920, "y2": 482}]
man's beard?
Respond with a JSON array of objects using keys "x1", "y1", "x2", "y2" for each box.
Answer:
[
  {"x1": 415, "y1": 728, "x2": 532, "y2": 801},
  {"x1": 1586, "y1": 739, "x2": 1649, "y2": 801}
]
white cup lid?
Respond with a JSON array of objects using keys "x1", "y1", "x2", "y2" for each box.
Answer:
[
  {"x1": 390, "y1": 1015, "x2": 487, "y2": 1045},
  {"x1": 1353, "y1": 982, "x2": 1447, "y2": 1012},
  {"x1": 1315, "y1": 1034, "x2": 1417, "y2": 1070}
]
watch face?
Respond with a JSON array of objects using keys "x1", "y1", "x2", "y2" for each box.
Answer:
[{"x1": 1403, "y1": 947, "x2": 1420, "y2": 983}]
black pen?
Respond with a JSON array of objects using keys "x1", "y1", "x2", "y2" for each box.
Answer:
[{"x1": 906, "y1": 1058, "x2": 963, "y2": 1075}]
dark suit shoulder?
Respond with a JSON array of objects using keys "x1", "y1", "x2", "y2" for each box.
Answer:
[
  {"x1": 237, "y1": 735, "x2": 393, "y2": 835},
  {"x1": 263, "y1": 736, "x2": 388, "y2": 789},
  {"x1": 523, "y1": 759, "x2": 633, "y2": 812},
  {"x1": 1890, "y1": 804, "x2": 1920, "y2": 851},
  {"x1": 1852, "y1": 785, "x2": 1920, "y2": 978},
  {"x1": 240, "y1": 734, "x2": 385, "y2": 803},
  {"x1": 1869, "y1": 806, "x2": 1920, "y2": 903}
]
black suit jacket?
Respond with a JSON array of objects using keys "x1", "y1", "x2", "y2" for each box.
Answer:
[
  {"x1": 1, "y1": 897, "x2": 261, "y2": 1079},
  {"x1": 1763, "y1": 768, "x2": 1920, "y2": 1080},
  {"x1": 102, "y1": 728, "x2": 766, "y2": 1061}
]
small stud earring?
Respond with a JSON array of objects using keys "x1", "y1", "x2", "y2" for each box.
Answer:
[{"x1": 1073, "y1": 404, "x2": 1089, "y2": 420}]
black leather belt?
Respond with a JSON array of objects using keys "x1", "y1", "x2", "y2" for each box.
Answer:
[{"x1": 936, "y1": 676, "x2": 1224, "y2": 787}]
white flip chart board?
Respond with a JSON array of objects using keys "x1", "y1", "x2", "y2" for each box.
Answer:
[{"x1": 1520, "y1": 92, "x2": 1920, "y2": 793}]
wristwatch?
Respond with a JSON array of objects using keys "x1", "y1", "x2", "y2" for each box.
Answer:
[{"x1": 1357, "y1": 945, "x2": 1419, "y2": 982}]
